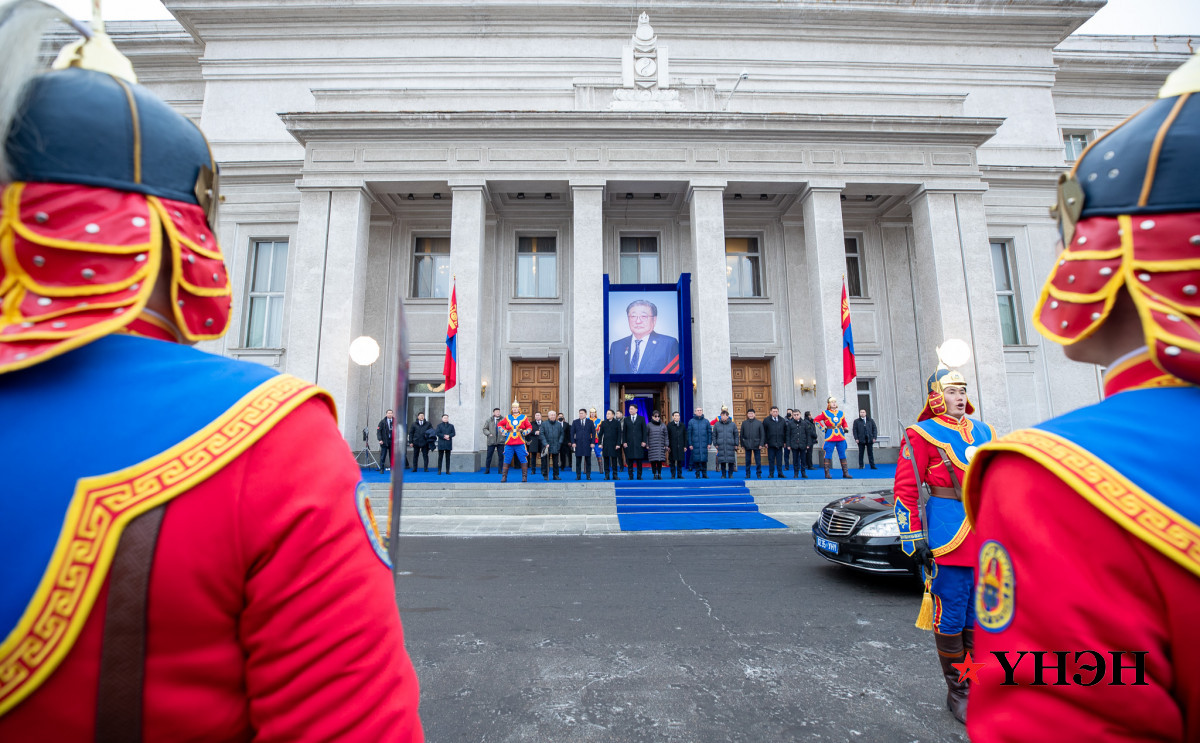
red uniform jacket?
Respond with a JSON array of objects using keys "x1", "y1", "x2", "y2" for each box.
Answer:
[
  {"x1": 966, "y1": 453, "x2": 1200, "y2": 741},
  {"x1": 0, "y1": 398, "x2": 424, "y2": 741},
  {"x1": 894, "y1": 418, "x2": 978, "y2": 567},
  {"x1": 813, "y1": 410, "x2": 849, "y2": 443},
  {"x1": 966, "y1": 356, "x2": 1200, "y2": 740}
]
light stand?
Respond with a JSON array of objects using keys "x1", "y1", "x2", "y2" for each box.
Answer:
[{"x1": 351, "y1": 336, "x2": 382, "y2": 470}]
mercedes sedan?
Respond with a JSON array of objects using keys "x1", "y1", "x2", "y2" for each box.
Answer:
[{"x1": 810, "y1": 490, "x2": 919, "y2": 576}]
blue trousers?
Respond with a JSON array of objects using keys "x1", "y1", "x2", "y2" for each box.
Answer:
[
  {"x1": 823, "y1": 439, "x2": 847, "y2": 460},
  {"x1": 925, "y1": 563, "x2": 976, "y2": 635},
  {"x1": 502, "y1": 444, "x2": 528, "y2": 465}
]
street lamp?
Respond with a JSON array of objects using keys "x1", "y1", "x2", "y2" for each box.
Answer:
[{"x1": 351, "y1": 335, "x2": 381, "y2": 469}]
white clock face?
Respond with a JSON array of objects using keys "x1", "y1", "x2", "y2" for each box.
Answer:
[{"x1": 635, "y1": 57, "x2": 657, "y2": 77}]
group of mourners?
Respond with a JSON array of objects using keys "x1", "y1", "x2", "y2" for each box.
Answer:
[{"x1": 472, "y1": 397, "x2": 861, "y2": 482}]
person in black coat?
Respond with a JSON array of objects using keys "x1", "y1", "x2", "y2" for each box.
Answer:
[
  {"x1": 596, "y1": 409, "x2": 623, "y2": 480},
  {"x1": 852, "y1": 409, "x2": 879, "y2": 469},
  {"x1": 433, "y1": 414, "x2": 455, "y2": 474},
  {"x1": 376, "y1": 409, "x2": 397, "y2": 473},
  {"x1": 407, "y1": 412, "x2": 433, "y2": 472},
  {"x1": 569, "y1": 408, "x2": 597, "y2": 480},
  {"x1": 762, "y1": 406, "x2": 789, "y2": 479},
  {"x1": 621, "y1": 403, "x2": 649, "y2": 479},
  {"x1": 527, "y1": 412, "x2": 544, "y2": 473},
  {"x1": 739, "y1": 409, "x2": 765, "y2": 479},
  {"x1": 802, "y1": 411, "x2": 819, "y2": 471},
  {"x1": 785, "y1": 410, "x2": 808, "y2": 478},
  {"x1": 666, "y1": 411, "x2": 688, "y2": 478}
]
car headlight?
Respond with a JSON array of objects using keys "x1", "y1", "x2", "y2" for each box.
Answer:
[{"x1": 858, "y1": 519, "x2": 901, "y2": 538}]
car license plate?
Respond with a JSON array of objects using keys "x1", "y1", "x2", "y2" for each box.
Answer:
[{"x1": 815, "y1": 536, "x2": 839, "y2": 554}]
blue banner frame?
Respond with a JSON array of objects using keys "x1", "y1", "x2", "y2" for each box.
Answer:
[{"x1": 602, "y1": 274, "x2": 693, "y2": 421}]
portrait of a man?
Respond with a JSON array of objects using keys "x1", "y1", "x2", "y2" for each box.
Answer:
[{"x1": 609, "y1": 299, "x2": 680, "y2": 375}]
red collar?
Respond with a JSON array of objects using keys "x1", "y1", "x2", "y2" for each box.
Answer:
[{"x1": 1103, "y1": 350, "x2": 1192, "y2": 397}]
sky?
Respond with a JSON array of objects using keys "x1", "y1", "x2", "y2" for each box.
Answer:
[{"x1": 44, "y1": 0, "x2": 1200, "y2": 35}]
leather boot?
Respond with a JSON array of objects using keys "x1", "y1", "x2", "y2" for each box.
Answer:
[
  {"x1": 962, "y1": 626, "x2": 975, "y2": 655},
  {"x1": 823, "y1": 457, "x2": 832, "y2": 479},
  {"x1": 501, "y1": 464, "x2": 509, "y2": 483},
  {"x1": 841, "y1": 461, "x2": 853, "y2": 479},
  {"x1": 935, "y1": 632, "x2": 969, "y2": 724},
  {"x1": 521, "y1": 463, "x2": 528, "y2": 482}
]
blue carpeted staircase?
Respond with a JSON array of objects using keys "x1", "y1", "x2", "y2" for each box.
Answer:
[{"x1": 615, "y1": 479, "x2": 788, "y2": 531}]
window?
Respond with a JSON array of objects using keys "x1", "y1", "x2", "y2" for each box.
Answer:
[
  {"x1": 412, "y1": 237, "x2": 451, "y2": 298},
  {"x1": 725, "y1": 237, "x2": 762, "y2": 298},
  {"x1": 244, "y1": 239, "x2": 288, "y2": 348},
  {"x1": 845, "y1": 237, "x2": 865, "y2": 297},
  {"x1": 856, "y1": 379, "x2": 874, "y2": 422},
  {"x1": 407, "y1": 382, "x2": 446, "y2": 429},
  {"x1": 991, "y1": 241, "x2": 1022, "y2": 345},
  {"x1": 619, "y1": 236, "x2": 659, "y2": 283},
  {"x1": 516, "y1": 236, "x2": 557, "y2": 298},
  {"x1": 1064, "y1": 132, "x2": 1090, "y2": 162}
]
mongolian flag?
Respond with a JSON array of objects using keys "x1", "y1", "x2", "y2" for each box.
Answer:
[
  {"x1": 442, "y1": 281, "x2": 458, "y2": 391},
  {"x1": 841, "y1": 278, "x2": 857, "y2": 386}
]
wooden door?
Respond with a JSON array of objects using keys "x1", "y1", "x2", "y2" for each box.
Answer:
[
  {"x1": 511, "y1": 361, "x2": 560, "y2": 417},
  {"x1": 731, "y1": 360, "x2": 772, "y2": 465}
]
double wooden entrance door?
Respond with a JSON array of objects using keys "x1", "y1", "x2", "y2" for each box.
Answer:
[
  {"x1": 511, "y1": 361, "x2": 559, "y2": 418},
  {"x1": 731, "y1": 360, "x2": 773, "y2": 466}
]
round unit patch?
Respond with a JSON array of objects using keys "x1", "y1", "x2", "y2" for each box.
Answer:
[
  {"x1": 976, "y1": 540, "x2": 1015, "y2": 633},
  {"x1": 356, "y1": 480, "x2": 392, "y2": 569}
]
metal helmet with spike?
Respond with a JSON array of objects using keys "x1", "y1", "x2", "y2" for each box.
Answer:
[
  {"x1": 1039, "y1": 51, "x2": 1200, "y2": 385},
  {"x1": 0, "y1": 0, "x2": 229, "y2": 375}
]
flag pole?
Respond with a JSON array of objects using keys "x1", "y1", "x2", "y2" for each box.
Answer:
[{"x1": 452, "y1": 274, "x2": 461, "y2": 405}]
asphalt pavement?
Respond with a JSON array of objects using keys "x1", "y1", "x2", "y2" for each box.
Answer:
[{"x1": 396, "y1": 532, "x2": 969, "y2": 742}]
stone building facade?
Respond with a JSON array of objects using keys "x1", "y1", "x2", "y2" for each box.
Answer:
[{"x1": 95, "y1": 1, "x2": 1196, "y2": 464}]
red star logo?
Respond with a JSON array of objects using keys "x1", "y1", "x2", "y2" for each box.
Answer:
[{"x1": 951, "y1": 651, "x2": 987, "y2": 684}]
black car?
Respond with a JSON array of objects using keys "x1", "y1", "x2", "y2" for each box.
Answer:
[{"x1": 811, "y1": 489, "x2": 918, "y2": 576}]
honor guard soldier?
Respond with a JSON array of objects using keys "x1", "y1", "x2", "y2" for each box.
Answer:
[
  {"x1": 497, "y1": 400, "x2": 533, "y2": 482},
  {"x1": 965, "y1": 53, "x2": 1200, "y2": 741},
  {"x1": 0, "y1": 2, "x2": 423, "y2": 739},
  {"x1": 813, "y1": 396, "x2": 853, "y2": 479},
  {"x1": 893, "y1": 350, "x2": 994, "y2": 724}
]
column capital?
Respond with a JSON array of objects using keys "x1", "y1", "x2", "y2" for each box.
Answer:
[
  {"x1": 798, "y1": 180, "x2": 846, "y2": 199},
  {"x1": 906, "y1": 181, "x2": 989, "y2": 204},
  {"x1": 447, "y1": 178, "x2": 489, "y2": 192}
]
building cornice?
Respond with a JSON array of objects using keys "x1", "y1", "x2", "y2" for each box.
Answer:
[
  {"x1": 164, "y1": 0, "x2": 1101, "y2": 47},
  {"x1": 280, "y1": 111, "x2": 1004, "y2": 148}
]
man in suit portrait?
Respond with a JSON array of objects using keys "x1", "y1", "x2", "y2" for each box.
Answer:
[{"x1": 610, "y1": 299, "x2": 680, "y2": 374}]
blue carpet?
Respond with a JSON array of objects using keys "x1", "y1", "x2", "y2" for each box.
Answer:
[
  {"x1": 361, "y1": 463, "x2": 897, "y2": 485},
  {"x1": 615, "y1": 480, "x2": 787, "y2": 531}
]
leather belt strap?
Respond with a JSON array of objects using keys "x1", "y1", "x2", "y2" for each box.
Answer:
[
  {"x1": 95, "y1": 505, "x2": 165, "y2": 743},
  {"x1": 933, "y1": 449, "x2": 965, "y2": 501},
  {"x1": 928, "y1": 486, "x2": 961, "y2": 500}
]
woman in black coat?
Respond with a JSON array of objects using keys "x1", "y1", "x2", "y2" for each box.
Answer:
[
  {"x1": 666, "y1": 411, "x2": 688, "y2": 479},
  {"x1": 596, "y1": 410, "x2": 623, "y2": 480},
  {"x1": 801, "y1": 412, "x2": 819, "y2": 472},
  {"x1": 434, "y1": 414, "x2": 456, "y2": 474}
]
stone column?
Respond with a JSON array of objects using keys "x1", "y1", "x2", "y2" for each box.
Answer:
[
  {"x1": 909, "y1": 186, "x2": 1012, "y2": 432},
  {"x1": 800, "y1": 182, "x2": 848, "y2": 403},
  {"x1": 688, "y1": 181, "x2": 732, "y2": 418},
  {"x1": 441, "y1": 181, "x2": 488, "y2": 461},
  {"x1": 571, "y1": 182, "x2": 606, "y2": 411},
  {"x1": 285, "y1": 185, "x2": 373, "y2": 445}
]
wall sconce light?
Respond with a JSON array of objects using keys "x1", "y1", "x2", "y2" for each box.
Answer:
[
  {"x1": 432, "y1": 192, "x2": 442, "y2": 200},
  {"x1": 481, "y1": 380, "x2": 488, "y2": 398},
  {"x1": 692, "y1": 376, "x2": 697, "y2": 392},
  {"x1": 517, "y1": 192, "x2": 525, "y2": 199},
  {"x1": 733, "y1": 193, "x2": 743, "y2": 200},
  {"x1": 653, "y1": 192, "x2": 662, "y2": 200},
  {"x1": 406, "y1": 193, "x2": 415, "y2": 200},
  {"x1": 625, "y1": 192, "x2": 634, "y2": 200},
  {"x1": 759, "y1": 193, "x2": 768, "y2": 200},
  {"x1": 799, "y1": 379, "x2": 817, "y2": 394}
]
